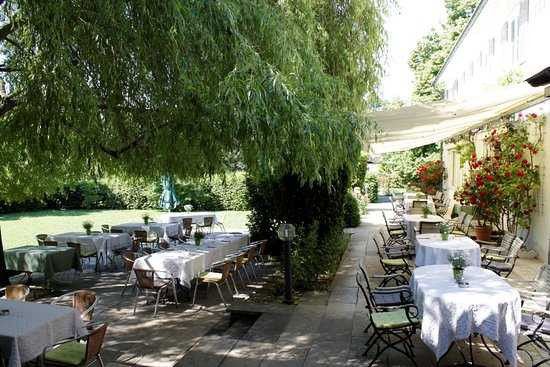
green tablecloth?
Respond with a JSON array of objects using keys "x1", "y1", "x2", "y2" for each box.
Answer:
[{"x1": 4, "y1": 245, "x2": 81, "y2": 280}]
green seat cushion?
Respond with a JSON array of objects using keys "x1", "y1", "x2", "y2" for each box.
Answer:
[
  {"x1": 371, "y1": 309, "x2": 420, "y2": 329},
  {"x1": 45, "y1": 341, "x2": 86, "y2": 366},
  {"x1": 485, "y1": 254, "x2": 505, "y2": 262},
  {"x1": 382, "y1": 258, "x2": 407, "y2": 267}
]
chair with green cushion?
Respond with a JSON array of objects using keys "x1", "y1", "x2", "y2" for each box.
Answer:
[
  {"x1": 483, "y1": 236, "x2": 524, "y2": 278},
  {"x1": 382, "y1": 211, "x2": 406, "y2": 240},
  {"x1": 356, "y1": 273, "x2": 420, "y2": 367},
  {"x1": 67, "y1": 242, "x2": 100, "y2": 273},
  {"x1": 372, "y1": 236, "x2": 411, "y2": 276},
  {"x1": 42, "y1": 323, "x2": 108, "y2": 367}
]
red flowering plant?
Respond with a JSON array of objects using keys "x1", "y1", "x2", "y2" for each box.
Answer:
[
  {"x1": 415, "y1": 160, "x2": 444, "y2": 195},
  {"x1": 456, "y1": 113, "x2": 544, "y2": 234}
]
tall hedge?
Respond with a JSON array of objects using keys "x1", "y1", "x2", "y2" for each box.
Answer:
[{"x1": 247, "y1": 169, "x2": 351, "y2": 290}]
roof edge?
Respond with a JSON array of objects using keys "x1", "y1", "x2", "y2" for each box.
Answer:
[{"x1": 433, "y1": 0, "x2": 488, "y2": 86}]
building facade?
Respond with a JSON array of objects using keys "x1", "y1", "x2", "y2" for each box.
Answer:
[{"x1": 435, "y1": 0, "x2": 550, "y2": 259}]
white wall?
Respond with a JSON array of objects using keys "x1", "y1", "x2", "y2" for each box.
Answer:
[{"x1": 437, "y1": 0, "x2": 550, "y2": 100}]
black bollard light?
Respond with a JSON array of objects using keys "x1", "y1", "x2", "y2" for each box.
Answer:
[{"x1": 277, "y1": 223, "x2": 296, "y2": 304}]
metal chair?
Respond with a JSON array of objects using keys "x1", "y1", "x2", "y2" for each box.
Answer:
[
  {"x1": 36, "y1": 234, "x2": 48, "y2": 246},
  {"x1": 67, "y1": 242, "x2": 100, "y2": 273},
  {"x1": 452, "y1": 213, "x2": 473, "y2": 235},
  {"x1": 483, "y1": 236, "x2": 524, "y2": 278},
  {"x1": 382, "y1": 211, "x2": 406, "y2": 239},
  {"x1": 41, "y1": 323, "x2": 108, "y2": 367},
  {"x1": 52, "y1": 290, "x2": 98, "y2": 322},
  {"x1": 356, "y1": 273, "x2": 420, "y2": 367},
  {"x1": 43, "y1": 240, "x2": 59, "y2": 247},
  {"x1": 121, "y1": 251, "x2": 138, "y2": 297},
  {"x1": 110, "y1": 228, "x2": 124, "y2": 233},
  {"x1": 192, "y1": 261, "x2": 233, "y2": 308},
  {"x1": 418, "y1": 222, "x2": 440, "y2": 234},
  {"x1": 133, "y1": 269, "x2": 178, "y2": 316},
  {"x1": 196, "y1": 216, "x2": 214, "y2": 234},
  {"x1": 478, "y1": 232, "x2": 515, "y2": 257},
  {"x1": 358, "y1": 264, "x2": 411, "y2": 308},
  {"x1": 372, "y1": 236, "x2": 411, "y2": 276},
  {"x1": 101, "y1": 225, "x2": 110, "y2": 233},
  {"x1": 133, "y1": 230, "x2": 159, "y2": 253}
]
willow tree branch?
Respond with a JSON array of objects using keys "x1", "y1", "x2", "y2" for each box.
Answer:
[
  {"x1": 0, "y1": 96, "x2": 17, "y2": 116},
  {"x1": 0, "y1": 23, "x2": 14, "y2": 42}
]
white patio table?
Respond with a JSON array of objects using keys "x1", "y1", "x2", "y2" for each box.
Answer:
[
  {"x1": 0, "y1": 299, "x2": 85, "y2": 367},
  {"x1": 48, "y1": 232, "x2": 132, "y2": 265},
  {"x1": 110, "y1": 222, "x2": 180, "y2": 242},
  {"x1": 414, "y1": 233, "x2": 481, "y2": 267},
  {"x1": 157, "y1": 212, "x2": 218, "y2": 225},
  {"x1": 132, "y1": 233, "x2": 249, "y2": 287},
  {"x1": 411, "y1": 265, "x2": 521, "y2": 366},
  {"x1": 402, "y1": 213, "x2": 444, "y2": 240}
]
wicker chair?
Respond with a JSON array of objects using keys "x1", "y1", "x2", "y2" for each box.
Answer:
[
  {"x1": 192, "y1": 261, "x2": 233, "y2": 308},
  {"x1": 133, "y1": 269, "x2": 178, "y2": 316},
  {"x1": 41, "y1": 323, "x2": 108, "y2": 367},
  {"x1": 356, "y1": 273, "x2": 420, "y2": 367},
  {"x1": 52, "y1": 290, "x2": 98, "y2": 322},
  {"x1": 120, "y1": 251, "x2": 138, "y2": 297},
  {"x1": 67, "y1": 242, "x2": 100, "y2": 273},
  {"x1": 2, "y1": 284, "x2": 30, "y2": 301}
]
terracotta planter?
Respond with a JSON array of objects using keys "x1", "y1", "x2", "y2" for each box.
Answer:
[{"x1": 474, "y1": 226, "x2": 492, "y2": 241}]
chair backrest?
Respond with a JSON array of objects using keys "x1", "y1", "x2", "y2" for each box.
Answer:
[
  {"x1": 434, "y1": 191, "x2": 443, "y2": 201},
  {"x1": 499, "y1": 233, "x2": 516, "y2": 251},
  {"x1": 247, "y1": 247, "x2": 257, "y2": 262},
  {"x1": 412, "y1": 200, "x2": 426, "y2": 209},
  {"x1": 110, "y1": 228, "x2": 124, "y2": 233},
  {"x1": 507, "y1": 237, "x2": 525, "y2": 260},
  {"x1": 36, "y1": 234, "x2": 48, "y2": 246},
  {"x1": 372, "y1": 236, "x2": 385, "y2": 259},
  {"x1": 134, "y1": 230, "x2": 147, "y2": 241},
  {"x1": 461, "y1": 214, "x2": 473, "y2": 233},
  {"x1": 85, "y1": 323, "x2": 108, "y2": 364},
  {"x1": 5, "y1": 284, "x2": 30, "y2": 301},
  {"x1": 419, "y1": 222, "x2": 440, "y2": 234},
  {"x1": 134, "y1": 269, "x2": 155, "y2": 289},
  {"x1": 203, "y1": 217, "x2": 214, "y2": 227},
  {"x1": 455, "y1": 211, "x2": 466, "y2": 226},
  {"x1": 158, "y1": 241, "x2": 169, "y2": 250},
  {"x1": 220, "y1": 261, "x2": 233, "y2": 281},
  {"x1": 101, "y1": 225, "x2": 110, "y2": 233},
  {"x1": 234, "y1": 253, "x2": 245, "y2": 270},
  {"x1": 443, "y1": 201, "x2": 455, "y2": 219},
  {"x1": 381, "y1": 211, "x2": 398, "y2": 233},
  {"x1": 72, "y1": 290, "x2": 97, "y2": 322},
  {"x1": 122, "y1": 251, "x2": 137, "y2": 272},
  {"x1": 356, "y1": 273, "x2": 374, "y2": 313},
  {"x1": 258, "y1": 240, "x2": 268, "y2": 256},
  {"x1": 408, "y1": 207, "x2": 424, "y2": 215},
  {"x1": 43, "y1": 240, "x2": 58, "y2": 247}
]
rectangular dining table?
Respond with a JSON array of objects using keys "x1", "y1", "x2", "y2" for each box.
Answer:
[
  {"x1": 3, "y1": 246, "x2": 80, "y2": 282},
  {"x1": 48, "y1": 232, "x2": 132, "y2": 265},
  {"x1": 157, "y1": 212, "x2": 219, "y2": 225},
  {"x1": 110, "y1": 222, "x2": 180, "y2": 241},
  {"x1": 0, "y1": 299, "x2": 86, "y2": 367}
]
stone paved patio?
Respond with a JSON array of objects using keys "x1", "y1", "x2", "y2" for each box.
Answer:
[{"x1": 29, "y1": 201, "x2": 547, "y2": 366}]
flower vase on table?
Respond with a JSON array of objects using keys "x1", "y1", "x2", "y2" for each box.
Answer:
[
  {"x1": 439, "y1": 222, "x2": 450, "y2": 241},
  {"x1": 422, "y1": 206, "x2": 431, "y2": 219},
  {"x1": 194, "y1": 231, "x2": 205, "y2": 246},
  {"x1": 82, "y1": 221, "x2": 93, "y2": 235},
  {"x1": 448, "y1": 251, "x2": 468, "y2": 283}
]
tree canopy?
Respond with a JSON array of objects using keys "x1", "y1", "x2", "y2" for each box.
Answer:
[
  {"x1": 0, "y1": 0, "x2": 386, "y2": 201},
  {"x1": 408, "y1": 0, "x2": 478, "y2": 102}
]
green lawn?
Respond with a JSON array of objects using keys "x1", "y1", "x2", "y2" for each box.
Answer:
[{"x1": 0, "y1": 209, "x2": 250, "y2": 250}]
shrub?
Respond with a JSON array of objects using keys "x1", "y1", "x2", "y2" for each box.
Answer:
[
  {"x1": 343, "y1": 192, "x2": 361, "y2": 227},
  {"x1": 352, "y1": 154, "x2": 368, "y2": 192},
  {"x1": 208, "y1": 172, "x2": 249, "y2": 210},
  {"x1": 365, "y1": 173, "x2": 378, "y2": 203},
  {"x1": 247, "y1": 169, "x2": 350, "y2": 290}
]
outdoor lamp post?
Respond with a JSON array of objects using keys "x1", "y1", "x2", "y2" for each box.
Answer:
[{"x1": 277, "y1": 223, "x2": 296, "y2": 304}]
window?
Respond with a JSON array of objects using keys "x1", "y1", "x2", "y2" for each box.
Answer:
[
  {"x1": 501, "y1": 21, "x2": 509, "y2": 42},
  {"x1": 489, "y1": 38, "x2": 495, "y2": 56}
]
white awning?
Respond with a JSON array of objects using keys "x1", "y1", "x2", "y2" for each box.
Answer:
[{"x1": 367, "y1": 83, "x2": 547, "y2": 154}]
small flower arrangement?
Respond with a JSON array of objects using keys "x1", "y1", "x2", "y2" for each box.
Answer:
[
  {"x1": 183, "y1": 204, "x2": 193, "y2": 212},
  {"x1": 194, "y1": 230, "x2": 205, "y2": 246},
  {"x1": 448, "y1": 251, "x2": 468, "y2": 283},
  {"x1": 142, "y1": 213, "x2": 152, "y2": 225},
  {"x1": 82, "y1": 221, "x2": 93, "y2": 235},
  {"x1": 422, "y1": 206, "x2": 431, "y2": 218},
  {"x1": 439, "y1": 222, "x2": 451, "y2": 241}
]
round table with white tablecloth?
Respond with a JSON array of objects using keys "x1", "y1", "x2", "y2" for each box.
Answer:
[
  {"x1": 411, "y1": 265, "x2": 521, "y2": 366},
  {"x1": 403, "y1": 213, "x2": 444, "y2": 240},
  {"x1": 414, "y1": 233, "x2": 481, "y2": 267}
]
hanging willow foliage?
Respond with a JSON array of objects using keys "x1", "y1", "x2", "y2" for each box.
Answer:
[{"x1": 0, "y1": 0, "x2": 386, "y2": 201}]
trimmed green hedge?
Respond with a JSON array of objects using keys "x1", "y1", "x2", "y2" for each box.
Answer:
[
  {"x1": 365, "y1": 173, "x2": 378, "y2": 203},
  {"x1": 343, "y1": 192, "x2": 361, "y2": 227}
]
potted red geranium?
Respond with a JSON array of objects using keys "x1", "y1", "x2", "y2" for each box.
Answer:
[{"x1": 415, "y1": 160, "x2": 444, "y2": 195}]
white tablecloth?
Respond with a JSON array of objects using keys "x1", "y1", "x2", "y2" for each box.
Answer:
[
  {"x1": 48, "y1": 232, "x2": 132, "y2": 264},
  {"x1": 414, "y1": 234, "x2": 481, "y2": 267},
  {"x1": 110, "y1": 222, "x2": 180, "y2": 241},
  {"x1": 132, "y1": 233, "x2": 249, "y2": 287},
  {"x1": 411, "y1": 265, "x2": 521, "y2": 366},
  {"x1": 403, "y1": 214, "x2": 444, "y2": 240},
  {"x1": 157, "y1": 212, "x2": 218, "y2": 225},
  {"x1": 0, "y1": 300, "x2": 86, "y2": 367}
]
